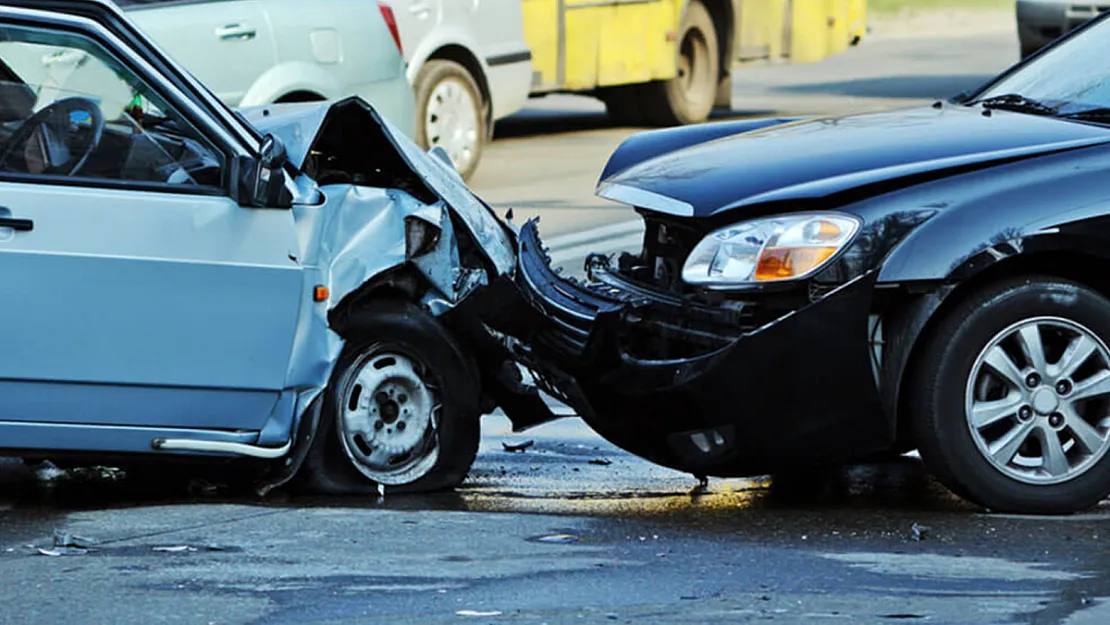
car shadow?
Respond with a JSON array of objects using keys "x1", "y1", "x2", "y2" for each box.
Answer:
[
  {"x1": 492, "y1": 107, "x2": 780, "y2": 141},
  {"x1": 768, "y1": 74, "x2": 997, "y2": 100}
]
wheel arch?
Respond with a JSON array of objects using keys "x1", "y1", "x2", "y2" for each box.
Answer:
[{"x1": 883, "y1": 248, "x2": 1110, "y2": 445}]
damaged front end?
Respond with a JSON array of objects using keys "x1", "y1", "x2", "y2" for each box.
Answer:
[
  {"x1": 496, "y1": 217, "x2": 891, "y2": 478},
  {"x1": 233, "y1": 98, "x2": 564, "y2": 492}
]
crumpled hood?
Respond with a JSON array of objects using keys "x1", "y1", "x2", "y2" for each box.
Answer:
[
  {"x1": 599, "y1": 104, "x2": 1110, "y2": 217},
  {"x1": 236, "y1": 101, "x2": 332, "y2": 171}
]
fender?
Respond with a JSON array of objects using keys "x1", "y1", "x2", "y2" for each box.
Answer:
[
  {"x1": 598, "y1": 117, "x2": 805, "y2": 184},
  {"x1": 240, "y1": 61, "x2": 344, "y2": 107}
]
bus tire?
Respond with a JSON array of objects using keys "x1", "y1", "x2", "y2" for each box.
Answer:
[{"x1": 645, "y1": 1, "x2": 719, "y2": 126}]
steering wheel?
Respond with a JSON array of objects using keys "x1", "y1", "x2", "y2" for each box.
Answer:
[{"x1": 0, "y1": 96, "x2": 105, "y2": 177}]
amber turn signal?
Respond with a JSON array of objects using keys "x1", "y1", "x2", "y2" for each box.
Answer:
[
  {"x1": 313, "y1": 285, "x2": 330, "y2": 302},
  {"x1": 755, "y1": 247, "x2": 837, "y2": 281}
]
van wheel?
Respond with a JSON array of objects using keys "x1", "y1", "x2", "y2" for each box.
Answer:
[
  {"x1": 414, "y1": 59, "x2": 486, "y2": 181},
  {"x1": 912, "y1": 277, "x2": 1110, "y2": 514},
  {"x1": 298, "y1": 301, "x2": 481, "y2": 494},
  {"x1": 644, "y1": 1, "x2": 719, "y2": 125}
]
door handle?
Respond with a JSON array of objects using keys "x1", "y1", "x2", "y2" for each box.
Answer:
[
  {"x1": 0, "y1": 217, "x2": 33, "y2": 231},
  {"x1": 216, "y1": 24, "x2": 258, "y2": 41}
]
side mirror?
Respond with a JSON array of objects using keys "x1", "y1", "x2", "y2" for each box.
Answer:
[{"x1": 245, "y1": 133, "x2": 292, "y2": 208}]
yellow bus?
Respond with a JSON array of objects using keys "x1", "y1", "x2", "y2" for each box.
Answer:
[{"x1": 521, "y1": 0, "x2": 866, "y2": 125}]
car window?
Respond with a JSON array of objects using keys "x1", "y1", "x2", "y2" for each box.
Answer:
[
  {"x1": 0, "y1": 23, "x2": 224, "y2": 188},
  {"x1": 975, "y1": 17, "x2": 1110, "y2": 115}
]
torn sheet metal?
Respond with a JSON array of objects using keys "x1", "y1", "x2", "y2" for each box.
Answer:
[{"x1": 244, "y1": 98, "x2": 520, "y2": 455}]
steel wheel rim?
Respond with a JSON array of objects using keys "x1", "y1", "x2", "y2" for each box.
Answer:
[
  {"x1": 965, "y1": 316, "x2": 1110, "y2": 485},
  {"x1": 424, "y1": 77, "x2": 479, "y2": 174},
  {"x1": 336, "y1": 345, "x2": 441, "y2": 485}
]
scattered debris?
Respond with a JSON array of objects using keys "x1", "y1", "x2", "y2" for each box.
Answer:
[
  {"x1": 32, "y1": 460, "x2": 67, "y2": 483},
  {"x1": 153, "y1": 545, "x2": 197, "y2": 553},
  {"x1": 696, "y1": 474, "x2": 709, "y2": 488},
  {"x1": 54, "y1": 530, "x2": 99, "y2": 549},
  {"x1": 588, "y1": 458, "x2": 612, "y2": 466},
  {"x1": 911, "y1": 523, "x2": 931, "y2": 541},
  {"x1": 502, "y1": 440, "x2": 535, "y2": 453},
  {"x1": 456, "y1": 610, "x2": 502, "y2": 617},
  {"x1": 36, "y1": 547, "x2": 88, "y2": 557},
  {"x1": 536, "y1": 533, "x2": 578, "y2": 544}
]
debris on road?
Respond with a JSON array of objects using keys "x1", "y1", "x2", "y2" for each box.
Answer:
[
  {"x1": 54, "y1": 531, "x2": 99, "y2": 549},
  {"x1": 588, "y1": 458, "x2": 612, "y2": 466},
  {"x1": 502, "y1": 440, "x2": 535, "y2": 453},
  {"x1": 911, "y1": 523, "x2": 931, "y2": 541},
  {"x1": 153, "y1": 546, "x2": 198, "y2": 553},
  {"x1": 36, "y1": 547, "x2": 88, "y2": 557},
  {"x1": 36, "y1": 530, "x2": 101, "y2": 556},
  {"x1": 536, "y1": 533, "x2": 579, "y2": 544},
  {"x1": 456, "y1": 610, "x2": 503, "y2": 617}
]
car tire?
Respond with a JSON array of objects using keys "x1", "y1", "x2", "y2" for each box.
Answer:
[
  {"x1": 297, "y1": 300, "x2": 481, "y2": 495},
  {"x1": 911, "y1": 276, "x2": 1110, "y2": 514},
  {"x1": 414, "y1": 59, "x2": 487, "y2": 182},
  {"x1": 643, "y1": 1, "x2": 719, "y2": 126}
]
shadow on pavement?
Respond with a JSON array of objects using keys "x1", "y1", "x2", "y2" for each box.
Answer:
[
  {"x1": 770, "y1": 74, "x2": 997, "y2": 100},
  {"x1": 493, "y1": 107, "x2": 779, "y2": 141}
]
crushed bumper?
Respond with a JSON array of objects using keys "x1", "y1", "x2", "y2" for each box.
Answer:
[{"x1": 506, "y1": 219, "x2": 892, "y2": 476}]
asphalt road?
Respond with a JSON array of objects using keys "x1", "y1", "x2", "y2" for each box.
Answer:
[{"x1": 6, "y1": 23, "x2": 1109, "y2": 625}]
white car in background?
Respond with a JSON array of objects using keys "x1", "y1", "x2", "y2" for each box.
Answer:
[
  {"x1": 389, "y1": 0, "x2": 532, "y2": 180},
  {"x1": 116, "y1": 0, "x2": 417, "y2": 138}
]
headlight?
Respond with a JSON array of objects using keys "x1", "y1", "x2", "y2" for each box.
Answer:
[{"x1": 681, "y1": 213, "x2": 861, "y2": 286}]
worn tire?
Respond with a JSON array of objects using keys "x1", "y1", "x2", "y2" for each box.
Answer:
[
  {"x1": 643, "y1": 1, "x2": 719, "y2": 126},
  {"x1": 298, "y1": 301, "x2": 481, "y2": 495},
  {"x1": 912, "y1": 276, "x2": 1110, "y2": 514},
  {"x1": 414, "y1": 59, "x2": 486, "y2": 182}
]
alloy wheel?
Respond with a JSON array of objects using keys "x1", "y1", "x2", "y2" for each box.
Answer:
[{"x1": 965, "y1": 316, "x2": 1110, "y2": 485}]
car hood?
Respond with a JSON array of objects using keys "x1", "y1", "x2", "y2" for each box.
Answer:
[
  {"x1": 238, "y1": 98, "x2": 515, "y2": 276},
  {"x1": 598, "y1": 104, "x2": 1110, "y2": 218}
]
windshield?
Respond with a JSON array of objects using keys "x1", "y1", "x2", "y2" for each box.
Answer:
[{"x1": 972, "y1": 15, "x2": 1110, "y2": 116}]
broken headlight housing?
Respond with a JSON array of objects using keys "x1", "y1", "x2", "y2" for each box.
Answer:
[{"x1": 681, "y1": 213, "x2": 861, "y2": 286}]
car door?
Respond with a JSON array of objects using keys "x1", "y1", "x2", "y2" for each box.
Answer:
[
  {"x1": 122, "y1": 0, "x2": 276, "y2": 107},
  {"x1": 0, "y1": 17, "x2": 303, "y2": 433}
]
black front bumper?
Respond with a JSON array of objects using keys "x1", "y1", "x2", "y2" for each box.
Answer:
[{"x1": 507, "y1": 220, "x2": 893, "y2": 477}]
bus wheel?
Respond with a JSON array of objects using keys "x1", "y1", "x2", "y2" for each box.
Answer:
[{"x1": 646, "y1": 1, "x2": 718, "y2": 126}]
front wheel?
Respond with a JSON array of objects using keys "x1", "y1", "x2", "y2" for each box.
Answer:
[
  {"x1": 912, "y1": 277, "x2": 1110, "y2": 514},
  {"x1": 298, "y1": 301, "x2": 481, "y2": 494}
]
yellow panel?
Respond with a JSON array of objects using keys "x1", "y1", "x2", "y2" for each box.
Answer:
[
  {"x1": 563, "y1": 0, "x2": 601, "y2": 90},
  {"x1": 789, "y1": 0, "x2": 829, "y2": 63},
  {"x1": 825, "y1": 0, "x2": 849, "y2": 56},
  {"x1": 738, "y1": 0, "x2": 787, "y2": 60},
  {"x1": 847, "y1": 0, "x2": 867, "y2": 43},
  {"x1": 596, "y1": 0, "x2": 676, "y2": 87},
  {"x1": 521, "y1": 0, "x2": 559, "y2": 89}
]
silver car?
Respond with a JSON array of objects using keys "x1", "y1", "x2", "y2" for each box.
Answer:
[
  {"x1": 1017, "y1": 0, "x2": 1108, "y2": 57},
  {"x1": 117, "y1": 0, "x2": 417, "y2": 138},
  {"x1": 0, "y1": 0, "x2": 551, "y2": 495},
  {"x1": 390, "y1": 0, "x2": 532, "y2": 180}
]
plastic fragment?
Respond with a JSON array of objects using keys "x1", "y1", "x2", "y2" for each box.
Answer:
[
  {"x1": 36, "y1": 547, "x2": 88, "y2": 557},
  {"x1": 536, "y1": 533, "x2": 578, "y2": 544},
  {"x1": 502, "y1": 440, "x2": 535, "y2": 453},
  {"x1": 588, "y1": 458, "x2": 612, "y2": 466},
  {"x1": 911, "y1": 522, "x2": 930, "y2": 541},
  {"x1": 456, "y1": 610, "x2": 502, "y2": 617},
  {"x1": 153, "y1": 545, "x2": 197, "y2": 553}
]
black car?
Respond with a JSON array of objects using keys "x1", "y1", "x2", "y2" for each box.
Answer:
[{"x1": 495, "y1": 12, "x2": 1110, "y2": 514}]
